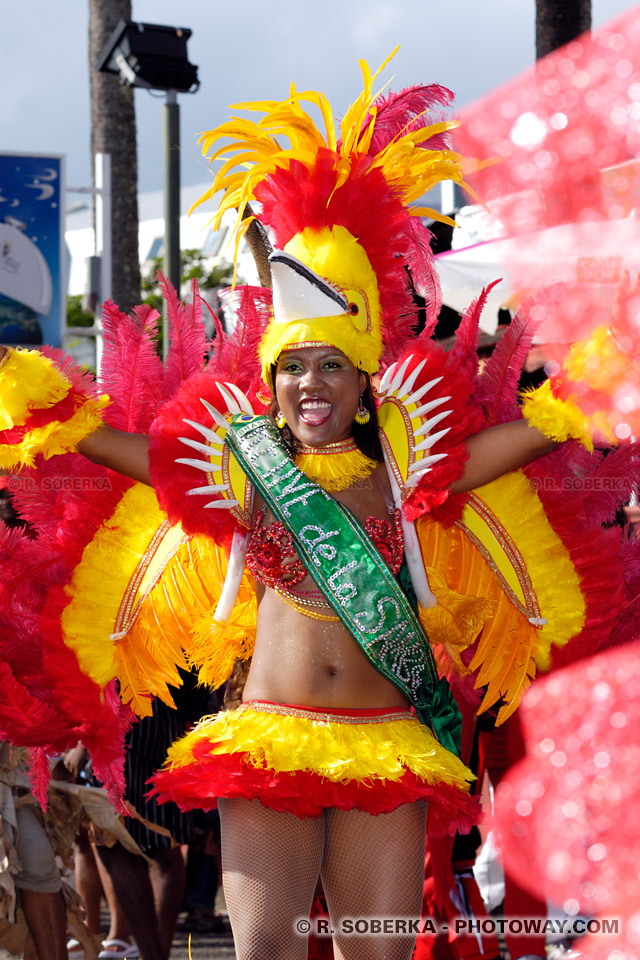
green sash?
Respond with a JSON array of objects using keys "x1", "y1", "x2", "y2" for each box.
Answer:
[{"x1": 226, "y1": 415, "x2": 462, "y2": 756}]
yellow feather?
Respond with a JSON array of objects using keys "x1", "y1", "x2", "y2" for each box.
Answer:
[
  {"x1": 61, "y1": 484, "x2": 257, "y2": 712},
  {"x1": 162, "y1": 702, "x2": 472, "y2": 790},
  {"x1": 521, "y1": 380, "x2": 595, "y2": 449},
  {"x1": 412, "y1": 207, "x2": 457, "y2": 225},
  {"x1": 522, "y1": 327, "x2": 630, "y2": 448},
  {"x1": 0, "y1": 347, "x2": 109, "y2": 469},
  {"x1": 0, "y1": 348, "x2": 71, "y2": 428},
  {"x1": 0, "y1": 395, "x2": 110, "y2": 470},
  {"x1": 190, "y1": 49, "x2": 473, "y2": 270},
  {"x1": 61, "y1": 484, "x2": 171, "y2": 686},
  {"x1": 288, "y1": 89, "x2": 337, "y2": 151}
]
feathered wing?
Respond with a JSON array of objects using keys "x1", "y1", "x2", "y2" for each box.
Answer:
[
  {"x1": 377, "y1": 316, "x2": 484, "y2": 520},
  {"x1": 0, "y1": 659, "x2": 76, "y2": 746},
  {"x1": 403, "y1": 216, "x2": 443, "y2": 336},
  {"x1": 0, "y1": 283, "x2": 258, "y2": 804},
  {"x1": 149, "y1": 372, "x2": 256, "y2": 547},
  {"x1": 0, "y1": 518, "x2": 131, "y2": 808},
  {"x1": 60, "y1": 479, "x2": 256, "y2": 716},
  {"x1": 0, "y1": 346, "x2": 109, "y2": 470},
  {"x1": 415, "y1": 463, "x2": 628, "y2": 724},
  {"x1": 449, "y1": 283, "x2": 501, "y2": 372},
  {"x1": 580, "y1": 444, "x2": 640, "y2": 526},
  {"x1": 379, "y1": 289, "x2": 635, "y2": 723}
]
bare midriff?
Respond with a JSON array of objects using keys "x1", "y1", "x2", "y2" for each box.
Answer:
[{"x1": 242, "y1": 462, "x2": 411, "y2": 711}]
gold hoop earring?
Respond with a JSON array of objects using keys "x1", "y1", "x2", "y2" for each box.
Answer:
[
  {"x1": 354, "y1": 397, "x2": 370, "y2": 425},
  {"x1": 275, "y1": 412, "x2": 286, "y2": 429}
]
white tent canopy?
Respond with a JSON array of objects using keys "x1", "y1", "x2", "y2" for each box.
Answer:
[{"x1": 434, "y1": 214, "x2": 640, "y2": 339}]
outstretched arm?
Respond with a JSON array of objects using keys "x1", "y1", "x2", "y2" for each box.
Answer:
[
  {"x1": 78, "y1": 425, "x2": 151, "y2": 485},
  {"x1": 450, "y1": 419, "x2": 556, "y2": 494}
]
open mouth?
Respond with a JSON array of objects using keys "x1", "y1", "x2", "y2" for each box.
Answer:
[{"x1": 298, "y1": 399, "x2": 332, "y2": 425}]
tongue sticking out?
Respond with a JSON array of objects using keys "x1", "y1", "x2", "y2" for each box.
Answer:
[{"x1": 299, "y1": 400, "x2": 332, "y2": 425}]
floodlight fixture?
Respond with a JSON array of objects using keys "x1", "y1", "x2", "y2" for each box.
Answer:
[{"x1": 96, "y1": 19, "x2": 199, "y2": 93}]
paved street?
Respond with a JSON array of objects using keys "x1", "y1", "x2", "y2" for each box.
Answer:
[
  {"x1": 95, "y1": 906, "x2": 236, "y2": 960},
  {"x1": 170, "y1": 913, "x2": 235, "y2": 960}
]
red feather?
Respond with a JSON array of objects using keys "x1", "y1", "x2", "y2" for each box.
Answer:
[
  {"x1": 207, "y1": 298, "x2": 226, "y2": 346},
  {"x1": 41, "y1": 347, "x2": 102, "y2": 399},
  {"x1": 620, "y1": 533, "x2": 640, "y2": 586},
  {"x1": 476, "y1": 299, "x2": 538, "y2": 426},
  {"x1": 0, "y1": 467, "x2": 132, "y2": 781},
  {"x1": 27, "y1": 747, "x2": 53, "y2": 809},
  {"x1": 100, "y1": 300, "x2": 165, "y2": 433},
  {"x1": 527, "y1": 468, "x2": 627, "y2": 667},
  {"x1": 84, "y1": 680, "x2": 132, "y2": 813},
  {"x1": 361, "y1": 84, "x2": 455, "y2": 156},
  {"x1": 404, "y1": 217, "x2": 442, "y2": 338},
  {"x1": 149, "y1": 372, "x2": 245, "y2": 547},
  {"x1": 8, "y1": 454, "x2": 118, "y2": 537},
  {"x1": 0, "y1": 662, "x2": 72, "y2": 746},
  {"x1": 608, "y1": 534, "x2": 640, "y2": 650},
  {"x1": 525, "y1": 437, "x2": 602, "y2": 492},
  {"x1": 450, "y1": 283, "x2": 500, "y2": 378},
  {"x1": 160, "y1": 275, "x2": 209, "y2": 397},
  {"x1": 0, "y1": 611, "x2": 52, "y2": 697},
  {"x1": 389, "y1": 342, "x2": 484, "y2": 521},
  {"x1": 581, "y1": 444, "x2": 640, "y2": 526}
]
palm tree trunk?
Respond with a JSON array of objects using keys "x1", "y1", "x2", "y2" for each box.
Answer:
[
  {"x1": 536, "y1": 0, "x2": 592, "y2": 60},
  {"x1": 89, "y1": 0, "x2": 141, "y2": 312}
]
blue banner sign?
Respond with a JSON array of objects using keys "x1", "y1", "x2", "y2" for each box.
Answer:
[{"x1": 0, "y1": 153, "x2": 65, "y2": 347}]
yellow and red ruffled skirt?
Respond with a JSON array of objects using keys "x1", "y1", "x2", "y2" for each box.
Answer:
[{"x1": 150, "y1": 700, "x2": 479, "y2": 836}]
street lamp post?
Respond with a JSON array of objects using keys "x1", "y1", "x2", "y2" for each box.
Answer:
[
  {"x1": 96, "y1": 20, "x2": 199, "y2": 354},
  {"x1": 164, "y1": 89, "x2": 181, "y2": 296}
]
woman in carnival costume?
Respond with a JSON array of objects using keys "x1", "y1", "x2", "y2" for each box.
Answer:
[{"x1": 0, "y1": 52, "x2": 637, "y2": 960}]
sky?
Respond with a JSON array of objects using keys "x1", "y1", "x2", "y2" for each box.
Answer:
[{"x1": 4, "y1": 0, "x2": 639, "y2": 207}]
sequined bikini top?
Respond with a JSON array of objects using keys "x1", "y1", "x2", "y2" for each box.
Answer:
[{"x1": 246, "y1": 506, "x2": 405, "y2": 589}]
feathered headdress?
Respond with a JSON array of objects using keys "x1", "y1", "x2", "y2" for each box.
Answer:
[{"x1": 192, "y1": 49, "x2": 476, "y2": 381}]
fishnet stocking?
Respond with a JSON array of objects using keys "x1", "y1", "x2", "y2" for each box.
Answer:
[
  {"x1": 218, "y1": 798, "x2": 325, "y2": 959},
  {"x1": 219, "y1": 798, "x2": 427, "y2": 960},
  {"x1": 321, "y1": 802, "x2": 428, "y2": 960}
]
